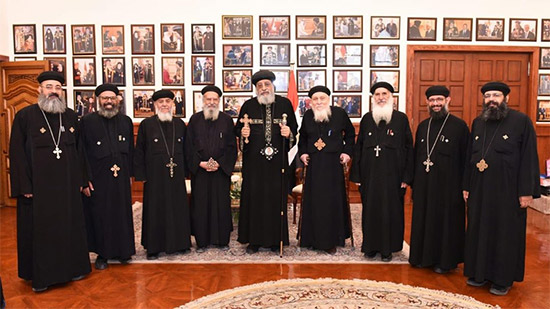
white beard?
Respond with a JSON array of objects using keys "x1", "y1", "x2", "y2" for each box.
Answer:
[
  {"x1": 371, "y1": 96, "x2": 394, "y2": 126},
  {"x1": 38, "y1": 93, "x2": 66, "y2": 114},
  {"x1": 258, "y1": 92, "x2": 275, "y2": 105},
  {"x1": 313, "y1": 106, "x2": 332, "y2": 123},
  {"x1": 157, "y1": 111, "x2": 173, "y2": 122},
  {"x1": 204, "y1": 107, "x2": 219, "y2": 121}
]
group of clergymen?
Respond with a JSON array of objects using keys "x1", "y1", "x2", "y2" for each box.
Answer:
[{"x1": 9, "y1": 69, "x2": 540, "y2": 296}]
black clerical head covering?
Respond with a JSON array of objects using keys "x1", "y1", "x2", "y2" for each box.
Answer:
[
  {"x1": 425, "y1": 85, "x2": 450, "y2": 98},
  {"x1": 251, "y1": 70, "x2": 276, "y2": 86},
  {"x1": 308, "y1": 85, "x2": 331, "y2": 98},
  {"x1": 95, "y1": 84, "x2": 119, "y2": 96},
  {"x1": 152, "y1": 89, "x2": 175, "y2": 101},
  {"x1": 37, "y1": 71, "x2": 65, "y2": 84},
  {"x1": 481, "y1": 81, "x2": 510, "y2": 96},
  {"x1": 201, "y1": 85, "x2": 222, "y2": 97},
  {"x1": 370, "y1": 81, "x2": 394, "y2": 94}
]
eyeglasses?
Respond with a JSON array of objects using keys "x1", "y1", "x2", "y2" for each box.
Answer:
[
  {"x1": 483, "y1": 93, "x2": 503, "y2": 99},
  {"x1": 99, "y1": 96, "x2": 117, "y2": 101},
  {"x1": 41, "y1": 85, "x2": 63, "y2": 91},
  {"x1": 428, "y1": 97, "x2": 446, "y2": 103}
]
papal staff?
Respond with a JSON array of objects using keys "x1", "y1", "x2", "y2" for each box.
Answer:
[
  {"x1": 343, "y1": 161, "x2": 354, "y2": 248},
  {"x1": 279, "y1": 113, "x2": 288, "y2": 257}
]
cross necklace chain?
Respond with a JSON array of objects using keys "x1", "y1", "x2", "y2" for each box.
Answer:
[
  {"x1": 157, "y1": 118, "x2": 177, "y2": 178},
  {"x1": 477, "y1": 121, "x2": 502, "y2": 172},
  {"x1": 423, "y1": 113, "x2": 450, "y2": 173},
  {"x1": 40, "y1": 108, "x2": 63, "y2": 159}
]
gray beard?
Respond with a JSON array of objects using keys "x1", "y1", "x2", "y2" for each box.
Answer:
[
  {"x1": 38, "y1": 93, "x2": 66, "y2": 114},
  {"x1": 258, "y1": 92, "x2": 275, "y2": 105},
  {"x1": 313, "y1": 106, "x2": 331, "y2": 123},
  {"x1": 371, "y1": 98, "x2": 394, "y2": 126},
  {"x1": 429, "y1": 105, "x2": 449, "y2": 120},
  {"x1": 481, "y1": 100, "x2": 509, "y2": 121},
  {"x1": 157, "y1": 111, "x2": 173, "y2": 122},
  {"x1": 98, "y1": 104, "x2": 120, "y2": 119},
  {"x1": 204, "y1": 107, "x2": 219, "y2": 121}
]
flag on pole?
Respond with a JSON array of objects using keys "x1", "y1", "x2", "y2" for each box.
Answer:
[{"x1": 287, "y1": 67, "x2": 300, "y2": 165}]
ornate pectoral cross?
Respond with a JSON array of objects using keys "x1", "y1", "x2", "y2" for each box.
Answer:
[
  {"x1": 423, "y1": 158, "x2": 434, "y2": 172},
  {"x1": 239, "y1": 114, "x2": 251, "y2": 144},
  {"x1": 53, "y1": 146, "x2": 62, "y2": 159},
  {"x1": 110, "y1": 164, "x2": 120, "y2": 177},
  {"x1": 314, "y1": 138, "x2": 326, "y2": 151},
  {"x1": 374, "y1": 145, "x2": 381, "y2": 157},
  {"x1": 166, "y1": 157, "x2": 177, "y2": 178},
  {"x1": 476, "y1": 159, "x2": 488, "y2": 172}
]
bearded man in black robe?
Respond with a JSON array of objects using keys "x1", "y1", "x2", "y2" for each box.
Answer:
[
  {"x1": 9, "y1": 71, "x2": 91, "y2": 292},
  {"x1": 186, "y1": 86, "x2": 237, "y2": 252},
  {"x1": 80, "y1": 84, "x2": 135, "y2": 270},
  {"x1": 409, "y1": 85, "x2": 469, "y2": 273},
  {"x1": 463, "y1": 81, "x2": 540, "y2": 295},
  {"x1": 235, "y1": 70, "x2": 298, "y2": 254},
  {"x1": 350, "y1": 82, "x2": 414, "y2": 262},
  {"x1": 298, "y1": 86, "x2": 355, "y2": 254},
  {"x1": 134, "y1": 89, "x2": 191, "y2": 260}
]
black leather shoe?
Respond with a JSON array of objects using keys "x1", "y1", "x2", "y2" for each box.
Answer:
[
  {"x1": 118, "y1": 257, "x2": 131, "y2": 265},
  {"x1": 489, "y1": 284, "x2": 511, "y2": 296},
  {"x1": 381, "y1": 253, "x2": 393, "y2": 262},
  {"x1": 364, "y1": 251, "x2": 377, "y2": 259},
  {"x1": 466, "y1": 278, "x2": 488, "y2": 287},
  {"x1": 71, "y1": 274, "x2": 85, "y2": 281},
  {"x1": 433, "y1": 266, "x2": 449, "y2": 274},
  {"x1": 32, "y1": 286, "x2": 48, "y2": 293},
  {"x1": 325, "y1": 247, "x2": 337, "y2": 254},
  {"x1": 95, "y1": 256, "x2": 108, "y2": 270},
  {"x1": 246, "y1": 245, "x2": 259, "y2": 254},
  {"x1": 146, "y1": 253, "x2": 159, "y2": 260}
]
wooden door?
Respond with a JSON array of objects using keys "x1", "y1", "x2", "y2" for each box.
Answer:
[{"x1": 0, "y1": 60, "x2": 49, "y2": 207}]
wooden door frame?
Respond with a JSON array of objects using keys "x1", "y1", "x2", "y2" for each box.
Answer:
[{"x1": 406, "y1": 45, "x2": 540, "y2": 126}]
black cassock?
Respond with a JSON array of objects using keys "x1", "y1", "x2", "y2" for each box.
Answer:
[
  {"x1": 186, "y1": 112, "x2": 237, "y2": 247},
  {"x1": 463, "y1": 110, "x2": 540, "y2": 287},
  {"x1": 9, "y1": 105, "x2": 91, "y2": 289},
  {"x1": 409, "y1": 114, "x2": 469, "y2": 269},
  {"x1": 134, "y1": 116, "x2": 191, "y2": 254},
  {"x1": 350, "y1": 111, "x2": 414, "y2": 255},
  {"x1": 298, "y1": 107, "x2": 355, "y2": 250},
  {"x1": 234, "y1": 96, "x2": 298, "y2": 247},
  {"x1": 80, "y1": 112, "x2": 135, "y2": 260}
]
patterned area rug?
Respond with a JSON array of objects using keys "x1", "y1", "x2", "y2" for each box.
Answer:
[
  {"x1": 179, "y1": 278, "x2": 499, "y2": 308},
  {"x1": 93, "y1": 202, "x2": 409, "y2": 264}
]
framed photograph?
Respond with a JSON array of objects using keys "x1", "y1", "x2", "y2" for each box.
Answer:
[
  {"x1": 333, "y1": 95, "x2": 361, "y2": 118},
  {"x1": 223, "y1": 44, "x2": 253, "y2": 67},
  {"x1": 222, "y1": 69, "x2": 252, "y2": 92},
  {"x1": 191, "y1": 24, "x2": 215, "y2": 54},
  {"x1": 13, "y1": 24, "x2": 37, "y2": 54},
  {"x1": 538, "y1": 74, "x2": 550, "y2": 96},
  {"x1": 102, "y1": 57, "x2": 125, "y2": 86},
  {"x1": 14, "y1": 57, "x2": 37, "y2": 61},
  {"x1": 297, "y1": 44, "x2": 327, "y2": 67},
  {"x1": 334, "y1": 16, "x2": 363, "y2": 39},
  {"x1": 260, "y1": 43, "x2": 290, "y2": 66},
  {"x1": 131, "y1": 57, "x2": 155, "y2": 86},
  {"x1": 543, "y1": 19, "x2": 550, "y2": 42},
  {"x1": 131, "y1": 24, "x2": 154, "y2": 54},
  {"x1": 191, "y1": 55, "x2": 215, "y2": 85},
  {"x1": 296, "y1": 15, "x2": 326, "y2": 40},
  {"x1": 223, "y1": 95, "x2": 251, "y2": 117},
  {"x1": 133, "y1": 89, "x2": 155, "y2": 118},
  {"x1": 222, "y1": 15, "x2": 253, "y2": 39},
  {"x1": 509, "y1": 19, "x2": 537, "y2": 41},
  {"x1": 102, "y1": 25, "x2": 124, "y2": 54},
  {"x1": 74, "y1": 89, "x2": 96, "y2": 117},
  {"x1": 169, "y1": 89, "x2": 186, "y2": 117},
  {"x1": 259, "y1": 16, "x2": 290, "y2": 40},
  {"x1": 297, "y1": 95, "x2": 312, "y2": 117},
  {"x1": 370, "y1": 70, "x2": 400, "y2": 93},
  {"x1": 193, "y1": 91, "x2": 204, "y2": 113},
  {"x1": 272, "y1": 70, "x2": 290, "y2": 93},
  {"x1": 541, "y1": 48, "x2": 550, "y2": 69},
  {"x1": 117, "y1": 90, "x2": 127, "y2": 116},
  {"x1": 162, "y1": 57, "x2": 184, "y2": 86},
  {"x1": 407, "y1": 18, "x2": 436, "y2": 41},
  {"x1": 537, "y1": 100, "x2": 550, "y2": 122},
  {"x1": 333, "y1": 70, "x2": 362, "y2": 92},
  {"x1": 45, "y1": 57, "x2": 67, "y2": 85},
  {"x1": 332, "y1": 44, "x2": 361, "y2": 67},
  {"x1": 371, "y1": 17, "x2": 400, "y2": 39},
  {"x1": 71, "y1": 25, "x2": 95, "y2": 55},
  {"x1": 369, "y1": 95, "x2": 399, "y2": 111},
  {"x1": 443, "y1": 18, "x2": 473, "y2": 41},
  {"x1": 476, "y1": 18, "x2": 505, "y2": 41},
  {"x1": 43, "y1": 25, "x2": 66, "y2": 54},
  {"x1": 73, "y1": 57, "x2": 96, "y2": 86},
  {"x1": 297, "y1": 69, "x2": 326, "y2": 92},
  {"x1": 370, "y1": 45, "x2": 399, "y2": 68},
  {"x1": 161, "y1": 24, "x2": 184, "y2": 53}
]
